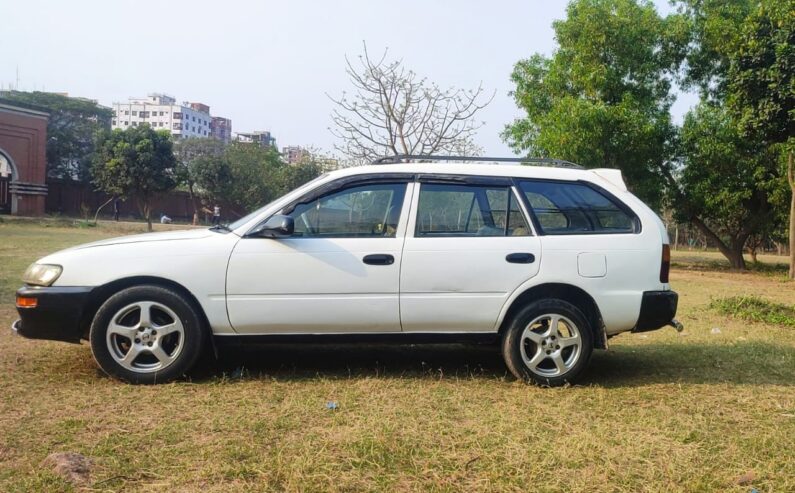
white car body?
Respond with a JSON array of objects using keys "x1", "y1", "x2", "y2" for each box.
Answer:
[
  {"x1": 14, "y1": 159, "x2": 679, "y2": 385},
  {"x1": 35, "y1": 162, "x2": 669, "y2": 336}
]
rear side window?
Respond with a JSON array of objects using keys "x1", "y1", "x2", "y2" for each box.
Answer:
[
  {"x1": 416, "y1": 184, "x2": 530, "y2": 237},
  {"x1": 518, "y1": 180, "x2": 638, "y2": 234}
]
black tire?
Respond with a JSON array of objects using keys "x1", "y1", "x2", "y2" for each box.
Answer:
[
  {"x1": 89, "y1": 285, "x2": 206, "y2": 384},
  {"x1": 501, "y1": 299, "x2": 593, "y2": 387}
]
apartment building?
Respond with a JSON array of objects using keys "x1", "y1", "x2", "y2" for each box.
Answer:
[
  {"x1": 281, "y1": 145, "x2": 310, "y2": 164},
  {"x1": 210, "y1": 116, "x2": 232, "y2": 145},
  {"x1": 111, "y1": 94, "x2": 215, "y2": 140},
  {"x1": 236, "y1": 130, "x2": 275, "y2": 147}
]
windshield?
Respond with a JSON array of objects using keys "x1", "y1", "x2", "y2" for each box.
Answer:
[{"x1": 225, "y1": 173, "x2": 330, "y2": 231}]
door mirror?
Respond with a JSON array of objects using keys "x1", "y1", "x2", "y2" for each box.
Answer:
[{"x1": 248, "y1": 214, "x2": 294, "y2": 238}]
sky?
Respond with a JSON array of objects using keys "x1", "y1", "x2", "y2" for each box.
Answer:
[{"x1": 0, "y1": 0, "x2": 697, "y2": 158}]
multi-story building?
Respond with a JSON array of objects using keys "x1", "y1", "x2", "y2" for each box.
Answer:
[
  {"x1": 111, "y1": 94, "x2": 215, "y2": 140},
  {"x1": 281, "y1": 145, "x2": 310, "y2": 164},
  {"x1": 210, "y1": 116, "x2": 232, "y2": 145},
  {"x1": 236, "y1": 130, "x2": 275, "y2": 147}
]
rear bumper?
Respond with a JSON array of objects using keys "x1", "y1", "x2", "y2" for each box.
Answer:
[
  {"x1": 632, "y1": 290, "x2": 679, "y2": 333},
  {"x1": 13, "y1": 286, "x2": 93, "y2": 343}
]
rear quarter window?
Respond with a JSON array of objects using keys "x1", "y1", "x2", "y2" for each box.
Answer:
[{"x1": 519, "y1": 180, "x2": 638, "y2": 235}]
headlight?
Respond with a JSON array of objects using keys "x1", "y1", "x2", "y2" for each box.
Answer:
[{"x1": 22, "y1": 263, "x2": 62, "y2": 287}]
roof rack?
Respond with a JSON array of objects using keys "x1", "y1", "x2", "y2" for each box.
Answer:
[{"x1": 371, "y1": 154, "x2": 583, "y2": 169}]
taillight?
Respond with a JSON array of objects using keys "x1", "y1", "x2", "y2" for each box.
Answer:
[{"x1": 660, "y1": 244, "x2": 670, "y2": 283}]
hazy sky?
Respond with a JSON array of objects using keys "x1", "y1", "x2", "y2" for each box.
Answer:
[{"x1": 1, "y1": 0, "x2": 696, "y2": 157}]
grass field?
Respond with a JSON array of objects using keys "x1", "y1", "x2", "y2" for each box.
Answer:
[{"x1": 1, "y1": 219, "x2": 794, "y2": 492}]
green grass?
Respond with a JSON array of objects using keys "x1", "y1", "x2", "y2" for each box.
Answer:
[
  {"x1": 1, "y1": 222, "x2": 794, "y2": 491},
  {"x1": 711, "y1": 295, "x2": 795, "y2": 328}
]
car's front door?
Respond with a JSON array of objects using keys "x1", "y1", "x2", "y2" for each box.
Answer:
[
  {"x1": 226, "y1": 177, "x2": 413, "y2": 334},
  {"x1": 399, "y1": 177, "x2": 541, "y2": 332}
]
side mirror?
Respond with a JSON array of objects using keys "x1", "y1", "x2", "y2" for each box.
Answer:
[{"x1": 248, "y1": 214, "x2": 294, "y2": 238}]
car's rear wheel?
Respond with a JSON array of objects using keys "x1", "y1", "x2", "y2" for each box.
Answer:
[
  {"x1": 501, "y1": 299, "x2": 593, "y2": 386},
  {"x1": 89, "y1": 285, "x2": 205, "y2": 384}
]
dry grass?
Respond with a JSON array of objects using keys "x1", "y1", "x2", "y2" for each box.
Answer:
[{"x1": 1, "y1": 223, "x2": 794, "y2": 492}]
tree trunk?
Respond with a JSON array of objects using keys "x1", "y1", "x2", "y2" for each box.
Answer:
[
  {"x1": 727, "y1": 242, "x2": 747, "y2": 270},
  {"x1": 690, "y1": 216, "x2": 748, "y2": 270},
  {"x1": 144, "y1": 200, "x2": 153, "y2": 232},
  {"x1": 788, "y1": 150, "x2": 794, "y2": 280},
  {"x1": 188, "y1": 183, "x2": 199, "y2": 226}
]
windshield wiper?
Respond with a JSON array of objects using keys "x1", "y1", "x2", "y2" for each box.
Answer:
[{"x1": 209, "y1": 224, "x2": 233, "y2": 233}]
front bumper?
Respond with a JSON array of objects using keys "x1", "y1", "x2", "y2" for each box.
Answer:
[
  {"x1": 13, "y1": 286, "x2": 93, "y2": 343},
  {"x1": 632, "y1": 290, "x2": 679, "y2": 333}
]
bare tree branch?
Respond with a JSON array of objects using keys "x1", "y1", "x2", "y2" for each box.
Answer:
[{"x1": 327, "y1": 42, "x2": 495, "y2": 163}]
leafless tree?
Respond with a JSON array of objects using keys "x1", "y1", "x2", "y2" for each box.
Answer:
[{"x1": 328, "y1": 43, "x2": 494, "y2": 163}]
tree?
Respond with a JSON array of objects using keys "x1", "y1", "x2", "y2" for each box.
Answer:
[
  {"x1": 220, "y1": 142, "x2": 283, "y2": 215},
  {"x1": 724, "y1": 0, "x2": 794, "y2": 277},
  {"x1": 671, "y1": 0, "x2": 792, "y2": 271},
  {"x1": 275, "y1": 155, "x2": 323, "y2": 196},
  {"x1": 174, "y1": 138, "x2": 227, "y2": 224},
  {"x1": 506, "y1": 0, "x2": 789, "y2": 270},
  {"x1": 672, "y1": 0, "x2": 753, "y2": 98},
  {"x1": 92, "y1": 126, "x2": 177, "y2": 231},
  {"x1": 503, "y1": 0, "x2": 678, "y2": 209},
  {"x1": 1, "y1": 91, "x2": 112, "y2": 181},
  {"x1": 675, "y1": 102, "x2": 781, "y2": 269},
  {"x1": 329, "y1": 43, "x2": 493, "y2": 162}
]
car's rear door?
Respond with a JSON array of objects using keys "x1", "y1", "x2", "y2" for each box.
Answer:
[
  {"x1": 399, "y1": 175, "x2": 541, "y2": 332},
  {"x1": 226, "y1": 176, "x2": 414, "y2": 333}
]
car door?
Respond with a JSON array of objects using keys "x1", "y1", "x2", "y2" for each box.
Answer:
[
  {"x1": 226, "y1": 176, "x2": 414, "y2": 334},
  {"x1": 399, "y1": 176, "x2": 541, "y2": 332}
]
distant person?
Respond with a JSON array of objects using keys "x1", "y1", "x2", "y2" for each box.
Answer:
[
  {"x1": 212, "y1": 204, "x2": 221, "y2": 226},
  {"x1": 160, "y1": 213, "x2": 172, "y2": 224},
  {"x1": 113, "y1": 198, "x2": 121, "y2": 222}
]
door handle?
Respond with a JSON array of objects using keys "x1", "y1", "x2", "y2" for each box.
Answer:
[
  {"x1": 506, "y1": 252, "x2": 535, "y2": 264},
  {"x1": 363, "y1": 254, "x2": 395, "y2": 265}
]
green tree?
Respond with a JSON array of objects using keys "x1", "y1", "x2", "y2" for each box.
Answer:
[
  {"x1": 724, "y1": 0, "x2": 794, "y2": 277},
  {"x1": 503, "y1": 0, "x2": 677, "y2": 209},
  {"x1": 274, "y1": 154, "x2": 323, "y2": 198},
  {"x1": 671, "y1": 0, "x2": 792, "y2": 271},
  {"x1": 92, "y1": 126, "x2": 177, "y2": 231},
  {"x1": 1, "y1": 91, "x2": 112, "y2": 181},
  {"x1": 675, "y1": 102, "x2": 781, "y2": 269},
  {"x1": 213, "y1": 142, "x2": 323, "y2": 219},
  {"x1": 174, "y1": 138, "x2": 227, "y2": 224},
  {"x1": 220, "y1": 142, "x2": 282, "y2": 215},
  {"x1": 672, "y1": 0, "x2": 753, "y2": 97}
]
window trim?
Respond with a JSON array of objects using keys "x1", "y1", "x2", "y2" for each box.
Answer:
[
  {"x1": 515, "y1": 178, "x2": 641, "y2": 236},
  {"x1": 279, "y1": 173, "x2": 415, "y2": 216}
]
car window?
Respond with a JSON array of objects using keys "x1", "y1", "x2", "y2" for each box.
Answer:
[
  {"x1": 288, "y1": 183, "x2": 407, "y2": 238},
  {"x1": 416, "y1": 183, "x2": 530, "y2": 237},
  {"x1": 519, "y1": 180, "x2": 637, "y2": 234}
]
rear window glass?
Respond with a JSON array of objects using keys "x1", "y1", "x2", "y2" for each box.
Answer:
[{"x1": 519, "y1": 181, "x2": 637, "y2": 234}]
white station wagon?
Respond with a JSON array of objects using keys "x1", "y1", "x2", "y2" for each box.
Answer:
[{"x1": 13, "y1": 156, "x2": 680, "y2": 386}]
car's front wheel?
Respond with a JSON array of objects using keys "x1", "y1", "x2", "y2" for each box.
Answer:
[
  {"x1": 501, "y1": 299, "x2": 593, "y2": 386},
  {"x1": 89, "y1": 285, "x2": 205, "y2": 384}
]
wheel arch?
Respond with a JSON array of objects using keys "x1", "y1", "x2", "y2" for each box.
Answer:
[
  {"x1": 79, "y1": 276, "x2": 212, "y2": 342},
  {"x1": 498, "y1": 283, "x2": 607, "y2": 349}
]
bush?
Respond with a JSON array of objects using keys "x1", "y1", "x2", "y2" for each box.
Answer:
[{"x1": 710, "y1": 296, "x2": 795, "y2": 328}]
